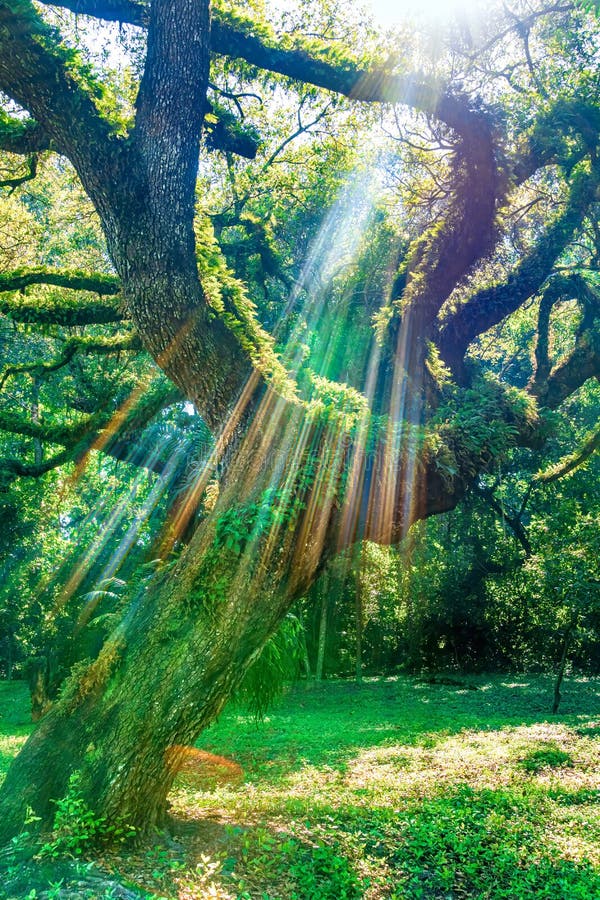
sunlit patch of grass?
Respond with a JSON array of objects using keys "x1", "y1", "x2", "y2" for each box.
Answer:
[
  {"x1": 172, "y1": 675, "x2": 600, "y2": 898},
  {"x1": 1, "y1": 675, "x2": 600, "y2": 898}
]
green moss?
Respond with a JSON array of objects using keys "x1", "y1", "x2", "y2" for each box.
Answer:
[{"x1": 195, "y1": 216, "x2": 295, "y2": 398}]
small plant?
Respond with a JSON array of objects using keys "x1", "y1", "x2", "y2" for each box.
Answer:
[
  {"x1": 287, "y1": 838, "x2": 363, "y2": 900},
  {"x1": 39, "y1": 771, "x2": 135, "y2": 858},
  {"x1": 520, "y1": 745, "x2": 574, "y2": 774}
]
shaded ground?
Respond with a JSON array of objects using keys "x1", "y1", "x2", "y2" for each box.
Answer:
[{"x1": 1, "y1": 675, "x2": 599, "y2": 898}]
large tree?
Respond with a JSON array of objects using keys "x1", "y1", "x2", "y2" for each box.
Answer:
[{"x1": 0, "y1": 0, "x2": 599, "y2": 841}]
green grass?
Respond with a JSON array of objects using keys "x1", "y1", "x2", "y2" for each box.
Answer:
[
  {"x1": 0, "y1": 680, "x2": 31, "y2": 782},
  {"x1": 1, "y1": 675, "x2": 600, "y2": 898}
]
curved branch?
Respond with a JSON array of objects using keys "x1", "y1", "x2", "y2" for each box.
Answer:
[
  {"x1": 0, "y1": 446, "x2": 76, "y2": 481},
  {"x1": 0, "y1": 153, "x2": 37, "y2": 191},
  {"x1": 0, "y1": 333, "x2": 140, "y2": 388},
  {"x1": 392, "y1": 112, "x2": 500, "y2": 365},
  {"x1": 438, "y1": 165, "x2": 599, "y2": 375},
  {"x1": 532, "y1": 324, "x2": 600, "y2": 409},
  {"x1": 0, "y1": 0, "x2": 128, "y2": 224},
  {"x1": 204, "y1": 103, "x2": 259, "y2": 159},
  {"x1": 533, "y1": 273, "x2": 600, "y2": 387},
  {"x1": 534, "y1": 425, "x2": 600, "y2": 484},
  {"x1": 513, "y1": 100, "x2": 600, "y2": 185}
]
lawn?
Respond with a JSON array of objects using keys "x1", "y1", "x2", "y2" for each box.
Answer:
[{"x1": 1, "y1": 675, "x2": 600, "y2": 898}]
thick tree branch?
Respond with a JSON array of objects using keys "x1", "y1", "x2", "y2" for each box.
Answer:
[
  {"x1": 390, "y1": 113, "x2": 500, "y2": 372},
  {"x1": 532, "y1": 324, "x2": 600, "y2": 409},
  {"x1": 0, "y1": 111, "x2": 52, "y2": 154},
  {"x1": 0, "y1": 1, "x2": 116, "y2": 156},
  {"x1": 41, "y1": 0, "x2": 498, "y2": 138},
  {"x1": 0, "y1": 294, "x2": 124, "y2": 325},
  {"x1": 0, "y1": 268, "x2": 120, "y2": 295},
  {"x1": 513, "y1": 100, "x2": 600, "y2": 185},
  {"x1": 0, "y1": 268, "x2": 123, "y2": 325},
  {"x1": 438, "y1": 165, "x2": 599, "y2": 375},
  {"x1": 533, "y1": 272, "x2": 600, "y2": 387}
]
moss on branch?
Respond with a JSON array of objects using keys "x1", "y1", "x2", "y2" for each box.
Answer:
[
  {"x1": 534, "y1": 425, "x2": 600, "y2": 485},
  {"x1": 0, "y1": 294, "x2": 124, "y2": 325},
  {"x1": 0, "y1": 111, "x2": 52, "y2": 154},
  {"x1": 0, "y1": 332, "x2": 140, "y2": 388},
  {"x1": 0, "y1": 269, "x2": 124, "y2": 325},
  {"x1": 438, "y1": 163, "x2": 600, "y2": 374},
  {"x1": 0, "y1": 268, "x2": 121, "y2": 295}
]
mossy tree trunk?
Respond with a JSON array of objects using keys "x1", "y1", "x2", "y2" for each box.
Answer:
[
  {"x1": 0, "y1": 383, "x2": 476, "y2": 842},
  {"x1": 0, "y1": 398, "x2": 338, "y2": 838}
]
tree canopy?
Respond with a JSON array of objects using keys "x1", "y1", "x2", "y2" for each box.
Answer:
[{"x1": 0, "y1": 0, "x2": 599, "y2": 846}]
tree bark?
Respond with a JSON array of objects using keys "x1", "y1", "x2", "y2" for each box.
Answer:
[
  {"x1": 355, "y1": 579, "x2": 363, "y2": 683},
  {"x1": 552, "y1": 620, "x2": 575, "y2": 715},
  {"x1": 316, "y1": 574, "x2": 330, "y2": 682}
]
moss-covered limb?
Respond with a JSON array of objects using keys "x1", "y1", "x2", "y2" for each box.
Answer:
[
  {"x1": 534, "y1": 279, "x2": 563, "y2": 385},
  {"x1": 0, "y1": 111, "x2": 53, "y2": 155},
  {"x1": 0, "y1": 267, "x2": 121, "y2": 295},
  {"x1": 0, "y1": 265, "x2": 125, "y2": 333},
  {"x1": 534, "y1": 425, "x2": 600, "y2": 485},
  {"x1": 0, "y1": 0, "x2": 125, "y2": 206},
  {"x1": 42, "y1": 0, "x2": 490, "y2": 139},
  {"x1": 210, "y1": 17, "x2": 496, "y2": 141},
  {"x1": 0, "y1": 153, "x2": 37, "y2": 190},
  {"x1": 204, "y1": 102, "x2": 259, "y2": 159},
  {"x1": 532, "y1": 323, "x2": 600, "y2": 409},
  {"x1": 0, "y1": 332, "x2": 140, "y2": 388},
  {"x1": 438, "y1": 165, "x2": 599, "y2": 376},
  {"x1": 513, "y1": 99, "x2": 600, "y2": 185},
  {"x1": 533, "y1": 273, "x2": 600, "y2": 386},
  {"x1": 0, "y1": 408, "x2": 107, "y2": 446},
  {"x1": 0, "y1": 293, "x2": 124, "y2": 325},
  {"x1": 388, "y1": 113, "x2": 501, "y2": 370},
  {"x1": 0, "y1": 446, "x2": 76, "y2": 483},
  {"x1": 0, "y1": 375, "x2": 181, "y2": 488},
  {"x1": 0, "y1": 377, "x2": 173, "y2": 453}
]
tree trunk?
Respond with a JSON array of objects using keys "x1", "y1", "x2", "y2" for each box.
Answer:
[
  {"x1": 355, "y1": 586, "x2": 363, "y2": 683},
  {"x1": 5, "y1": 631, "x2": 13, "y2": 681},
  {"x1": 316, "y1": 575, "x2": 330, "y2": 682},
  {"x1": 0, "y1": 399, "x2": 341, "y2": 841},
  {"x1": 552, "y1": 621, "x2": 575, "y2": 714}
]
